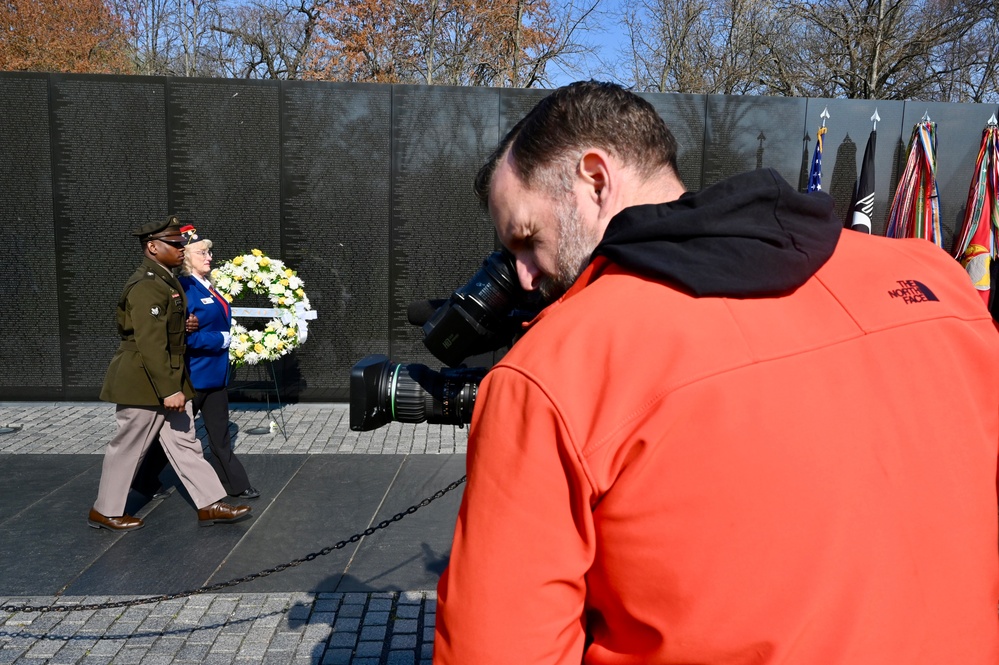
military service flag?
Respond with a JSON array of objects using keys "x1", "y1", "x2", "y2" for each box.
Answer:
[{"x1": 952, "y1": 118, "x2": 999, "y2": 305}]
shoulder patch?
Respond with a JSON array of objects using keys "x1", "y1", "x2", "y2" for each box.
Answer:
[{"x1": 150, "y1": 306, "x2": 160, "y2": 316}]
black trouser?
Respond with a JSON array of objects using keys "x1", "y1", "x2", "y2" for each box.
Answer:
[{"x1": 132, "y1": 386, "x2": 250, "y2": 496}]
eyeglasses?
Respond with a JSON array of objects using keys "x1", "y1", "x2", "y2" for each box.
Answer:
[
  {"x1": 192, "y1": 250, "x2": 213, "y2": 258},
  {"x1": 153, "y1": 238, "x2": 187, "y2": 249}
]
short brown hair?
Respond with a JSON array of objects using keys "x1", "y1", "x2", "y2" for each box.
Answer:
[{"x1": 474, "y1": 81, "x2": 680, "y2": 204}]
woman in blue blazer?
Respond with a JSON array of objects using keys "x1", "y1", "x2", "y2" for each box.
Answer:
[{"x1": 178, "y1": 237, "x2": 259, "y2": 499}]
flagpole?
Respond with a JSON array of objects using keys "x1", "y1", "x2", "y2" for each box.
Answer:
[{"x1": 807, "y1": 108, "x2": 830, "y2": 193}]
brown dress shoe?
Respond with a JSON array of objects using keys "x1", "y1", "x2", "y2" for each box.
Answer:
[
  {"x1": 197, "y1": 501, "x2": 251, "y2": 527},
  {"x1": 88, "y1": 508, "x2": 144, "y2": 531}
]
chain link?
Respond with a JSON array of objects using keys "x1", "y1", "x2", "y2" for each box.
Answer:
[{"x1": 1, "y1": 476, "x2": 466, "y2": 615}]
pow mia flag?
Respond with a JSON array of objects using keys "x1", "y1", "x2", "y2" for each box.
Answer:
[{"x1": 849, "y1": 129, "x2": 876, "y2": 234}]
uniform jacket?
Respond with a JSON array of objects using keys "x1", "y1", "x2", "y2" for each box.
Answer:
[
  {"x1": 435, "y1": 168, "x2": 999, "y2": 664},
  {"x1": 180, "y1": 275, "x2": 231, "y2": 391},
  {"x1": 100, "y1": 257, "x2": 195, "y2": 406}
]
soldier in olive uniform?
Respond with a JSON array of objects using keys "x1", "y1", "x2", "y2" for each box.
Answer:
[{"x1": 89, "y1": 216, "x2": 252, "y2": 531}]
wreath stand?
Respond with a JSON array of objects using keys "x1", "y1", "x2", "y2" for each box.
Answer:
[
  {"x1": 229, "y1": 352, "x2": 288, "y2": 441},
  {"x1": 228, "y1": 305, "x2": 317, "y2": 442}
]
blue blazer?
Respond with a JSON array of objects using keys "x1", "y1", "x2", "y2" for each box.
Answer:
[{"x1": 181, "y1": 275, "x2": 232, "y2": 390}]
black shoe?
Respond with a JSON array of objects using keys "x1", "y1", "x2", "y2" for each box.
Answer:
[
  {"x1": 230, "y1": 487, "x2": 260, "y2": 500},
  {"x1": 152, "y1": 487, "x2": 172, "y2": 500}
]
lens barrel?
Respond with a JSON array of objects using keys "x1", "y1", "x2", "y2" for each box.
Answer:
[{"x1": 349, "y1": 355, "x2": 485, "y2": 431}]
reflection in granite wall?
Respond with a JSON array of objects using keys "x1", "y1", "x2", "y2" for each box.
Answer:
[
  {"x1": 50, "y1": 75, "x2": 169, "y2": 399},
  {"x1": 0, "y1": 74, "x2": 61, "y2": 398},
  {"x1": 389, "y1": 85, "x2": 499, "y2": 369},
  {"x1": 1, "y1": 73, "x2": 995, "y2": 401},
  {"x1": 279, "y1": 82, "x2": 392, "y2": 400}
]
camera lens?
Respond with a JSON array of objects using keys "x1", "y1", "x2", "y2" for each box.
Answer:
[
  {"x1": 391, "y1": 363, "x2": 481, "y2": 425},
  {"x1": 349, "y1": 355, "x2": 485, "y2": 431}
]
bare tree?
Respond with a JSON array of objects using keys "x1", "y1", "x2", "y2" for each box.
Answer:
[
  {"x1": 929, "y1": 3, "x2": 999, "y2": 102},
  {"x1": 624, "y1": 0, "x2": 783, "y2": 94},
  {"x1": 209, "y1": 0, "x2": 321, "y2": 78},
  {"x1": 620, "y1": 0, "x2": 995, "y2": 101},
  {"x1": 112, "y1": 0, "x2": 177, "y2": 73},
  {"x1": 494, "y1": 0, "x2": 602, "y2": 88},
  {"x1": 773, "y1": 0, "x2": 992, "y2": 100}
]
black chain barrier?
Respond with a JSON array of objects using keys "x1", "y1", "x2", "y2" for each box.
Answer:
[{"x1": 1, "y1": 476, "x2": 466, "y2": 615}]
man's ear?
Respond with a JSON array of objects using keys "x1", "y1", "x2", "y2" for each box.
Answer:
[{"x1": 577, "y1": 149, "x2": 611, "y2": 205}]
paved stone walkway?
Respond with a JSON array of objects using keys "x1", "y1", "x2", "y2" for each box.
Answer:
[
  {"x1": 0, "y1": 402, "x2": 468, "y2": 665},
  {"x1": 0, "y1": 403, "x2": 468, "y2": 456},
  {"x1": 1, "y1": 592, "x2": 436, "y2": 665}
]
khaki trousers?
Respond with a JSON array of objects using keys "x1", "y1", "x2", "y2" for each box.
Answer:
[{"x1": 93, "y1": 402, "x2": 225, "y2": 516}]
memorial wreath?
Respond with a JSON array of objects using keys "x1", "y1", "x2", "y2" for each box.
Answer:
[{"x1": 212, "y1": 249, "x2": 313, "y2": 368}]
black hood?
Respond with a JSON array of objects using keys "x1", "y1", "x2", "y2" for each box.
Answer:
[{"x1": 591, "y1": 168, "x2": 842, "y2": 298}]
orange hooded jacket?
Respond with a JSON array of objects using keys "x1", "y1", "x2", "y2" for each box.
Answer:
[{"x1": 435, "y1": 169, "x2": 999, "y2": 664}]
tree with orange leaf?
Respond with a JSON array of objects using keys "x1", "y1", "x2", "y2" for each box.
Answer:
[
  {"x1": 303, "y1": 0, "x2": 596, "y2": 87},
  {"x1": 0, "y1": 0, "x2": 133, "y2": 73}
]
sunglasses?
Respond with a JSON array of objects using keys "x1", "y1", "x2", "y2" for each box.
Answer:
[{"x1": 153, "y1": 238, "x2": 187, "y2": 249}]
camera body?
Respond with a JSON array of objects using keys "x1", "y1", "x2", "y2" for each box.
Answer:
[{"x1": 349, "y1": 250, "x2": 538, "y2": 431}]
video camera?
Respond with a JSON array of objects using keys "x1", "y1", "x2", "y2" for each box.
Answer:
[{"x1": 349, "y1": 250, "x2": 541, "y2": 431}]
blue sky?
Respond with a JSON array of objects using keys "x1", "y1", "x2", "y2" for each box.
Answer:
[{"x1": 547, "y1": 0, "x2": 631, "y2": 88}]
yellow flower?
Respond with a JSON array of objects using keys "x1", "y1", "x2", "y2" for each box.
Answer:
[
  {"x1": 276, "y1": 341, "x2": 284, "y2": 351},
  {"x1": 278, "y1": 297, "x2": 286, "y2": 305},
  {"x1": 296, "y1": 289, "x2": 305, "y2": 297},
  {"x1": 280, "y1": 278, "x2": 289, "y2": 286},
  {"x1": 235, "y1": 349, "x2": 245, "y2": 358},
  {"x1": 253, "y1": 274, "x2": 263, "y2": 283},
  {"x1": 254, "y1": 343, "x2": 265, "y2": 353},
  {"x1": 224, "y1": 293, "x2": 233, "y2": 302},
  {"x1": 260, "y1": 257, "x2": 270, "y2": 267},
  {"x1": 233, "y1": 256, "x2": 244, "y2": 265},
  {"x1": 285, "y1": 328, "x2": 295, "y2": 337},
  {"x1": 251, "y1": 249, "x2": 263, "y2": 257},
  {"x1": 284, "y1": 268, "x2": 294, "y2": 277}
]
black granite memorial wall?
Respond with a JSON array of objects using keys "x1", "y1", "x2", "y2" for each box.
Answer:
[{"x1": 1, "y1": 72, "x2": 996, "y2": 401}]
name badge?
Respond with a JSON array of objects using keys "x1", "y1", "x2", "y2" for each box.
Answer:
[{"x1": 201, "y1": 297, "x2": 214, "y2": 304}]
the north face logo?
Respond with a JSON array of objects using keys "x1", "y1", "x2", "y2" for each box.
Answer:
[{"x1": 887, "y1": 280, "x2": 939, "y2": 304}]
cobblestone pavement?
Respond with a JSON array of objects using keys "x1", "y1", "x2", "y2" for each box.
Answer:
[
  {"x1": 0, "y1": 402, "x2": 467, "y2": 664},
  {"x1": 0, "y1": 592, "x2": 436, "y2": 665},
  {"x1": 0, "y1": 402, "x2": 468, "y2": 456}
]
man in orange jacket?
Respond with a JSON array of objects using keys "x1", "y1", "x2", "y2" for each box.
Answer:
[{"x1": 434, "y1": 81, "x2": 999, "y2": 664}]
